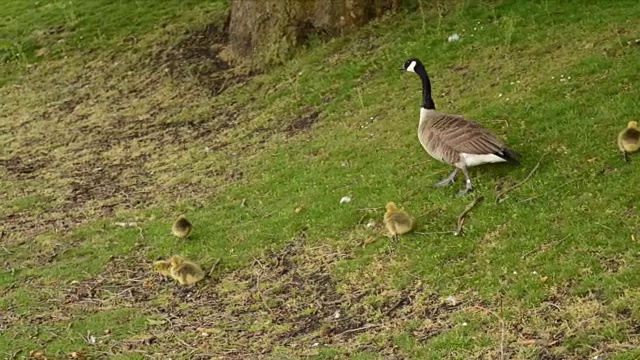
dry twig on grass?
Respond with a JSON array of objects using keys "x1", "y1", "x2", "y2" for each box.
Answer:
[
  {"x1": 495, "y1": 152, "x2": 548, "y2": 204},
  {"x1": 252, "y1": 259, "x2": 272, "y2": 313},
  {"x1": 384, "y1": 295, "x2": 408, "y2": 316},
  {"x1": 208, "y1": 258, "x2": 221, "y2": 277},
  {"x1": 520, "y1": 234, "x2": 571, "y2": 260},
  {"x1": 487, "y1": 119, "x2": 510, "y2": 127},
  {"x1": 415, "y1": 231, "x2": 453, "y2": 236},
  {"x1": 335, "y1": 323, "x2": 382, "y2": 336},
  {"x1": 454, "y1": 196, "x2": 484, "y2": 236},
  {"x1": 415, "y1": 208, "x2": 442, "y2": 219},
  {"x1": 357, "y1": 206, "x2": 385, "y2": 212}
]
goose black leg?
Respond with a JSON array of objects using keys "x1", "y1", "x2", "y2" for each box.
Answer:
[
  {"x1": 623, "y1": 151, "x2": 630, "y2": 162},
  {"x1": 456, "y1": 166, "x2": 475, "y2": 197},
  {"x1": 435, "y1": 168, "x2": 459, "y2": 187}
]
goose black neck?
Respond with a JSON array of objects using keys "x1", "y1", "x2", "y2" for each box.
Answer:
[{"x1": 416, "y1": 67, "x2": 436, "y2": 110}]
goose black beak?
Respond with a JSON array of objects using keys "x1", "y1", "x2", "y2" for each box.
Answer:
[{"x1": 398, "y1": 67, "x2": 405, "y2": 71}]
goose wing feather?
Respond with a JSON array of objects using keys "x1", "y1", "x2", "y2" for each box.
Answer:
[{"x1": 429, "y1": 113, "x2": 505, "y2": 155}]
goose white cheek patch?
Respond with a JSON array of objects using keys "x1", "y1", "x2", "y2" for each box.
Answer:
[{"x1": 406, "y1": 61, "x2": 417, "y2": 73}]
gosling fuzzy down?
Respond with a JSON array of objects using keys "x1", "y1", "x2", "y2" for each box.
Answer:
[
  {"x1": 152, "y1": 260, "x2": 173, "y2": 277},
  {"x1": 172, "y1": 215, "x2": 192, "y2": 239},
  {"x1": 618, "y1": 121, "x2": 640, "y2": 162},
  {"x1": 169, "y1": 256, "x2": 205, "y2": 286},
  {"x1": 399, "y1": 58, "x2": 520, "y2": 196},
  {"x1": 383, "y1": 202, "x2": 416, "y2": 241}
]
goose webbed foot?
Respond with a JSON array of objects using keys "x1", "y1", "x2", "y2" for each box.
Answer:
[
  {"x1": 456, "y1": 183, "x2": 475, "y2": 197},
  {"x1": 435, "y1": 169, "x2": 459, "y2": 187}
]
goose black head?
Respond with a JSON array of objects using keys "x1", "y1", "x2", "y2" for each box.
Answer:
[{"x1": 399, "y1": 58, "x2": 424, "y2": 73}]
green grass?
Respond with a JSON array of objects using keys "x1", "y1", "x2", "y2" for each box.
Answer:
[{"x1": 2, "y1": 0, "x2": 640, "y2": 358}]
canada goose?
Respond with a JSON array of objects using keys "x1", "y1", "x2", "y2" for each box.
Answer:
[
  {"x1": 399, "y1": 58, "x2": 521, "y2": 196},
  {"x1": 172, "y1": 215, "x2": 192, "y2": 238},
  {"x1": 383, "y1": 202, "x2": 416, "y2": 241},
  {"x1": 169, "y1": 256, "x2": 205, "y2": 285},
  {"x1": 618, "y1": 121, "x2": 640, "y2": 162}
]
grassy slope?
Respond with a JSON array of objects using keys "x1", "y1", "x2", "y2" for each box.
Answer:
[{"x1": 2, "y1": 0, "x2": 640, "y2": 359}]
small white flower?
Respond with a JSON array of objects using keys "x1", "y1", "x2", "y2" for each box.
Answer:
[{"x1": 340, "y1": 196, "x2": 351, "y2": 204}]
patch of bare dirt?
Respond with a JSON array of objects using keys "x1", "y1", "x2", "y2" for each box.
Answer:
[
  {"x1": 1, "y1": 155, "x2": 49, "y2": 178},
  {"x1": 13, "y1": 237, "x2": 640, "y2": 359},
  {"x1": 285, "y1": 109, "x2": 320, "y2": 136},
  {"x1": 31, "y1": 240, "x2": 461, "y2": 358},
  {"x1": 151, "y1": 23, "x2": 255, "y2": 96},
  {"x1": 504, "y1": 290, "x2": 640, "y2": 359}
]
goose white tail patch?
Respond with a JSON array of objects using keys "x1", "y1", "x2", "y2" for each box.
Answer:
[
  {"x1": 406, "y1": 61, "x2": 417, "y2": 73},
  {"x1": 460, "y1": 153, "x2": 506, "y2": 167}
]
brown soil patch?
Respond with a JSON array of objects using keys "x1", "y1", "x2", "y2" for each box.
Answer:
[
  {"x1": 151, "y1": 23, "x2": 255, "y2": 96},
  {"x1": 285, "y1": 109, "x2": 321, "y2": 136},
  {"x1": 26, "y1": 240, "x2": 462, "y2": 358},
  {"x1": 10, "y1": 239, "x2": 640, "y2": 359}
]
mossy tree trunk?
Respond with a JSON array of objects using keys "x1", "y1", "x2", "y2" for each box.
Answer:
[{"x1": 226, "y1": 0, "x2": 401, "y2": 68}]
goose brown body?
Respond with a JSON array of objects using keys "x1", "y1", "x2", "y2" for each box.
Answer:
[{"x1": 418, "y1": 108, "x2": 520, "y2": 168}]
